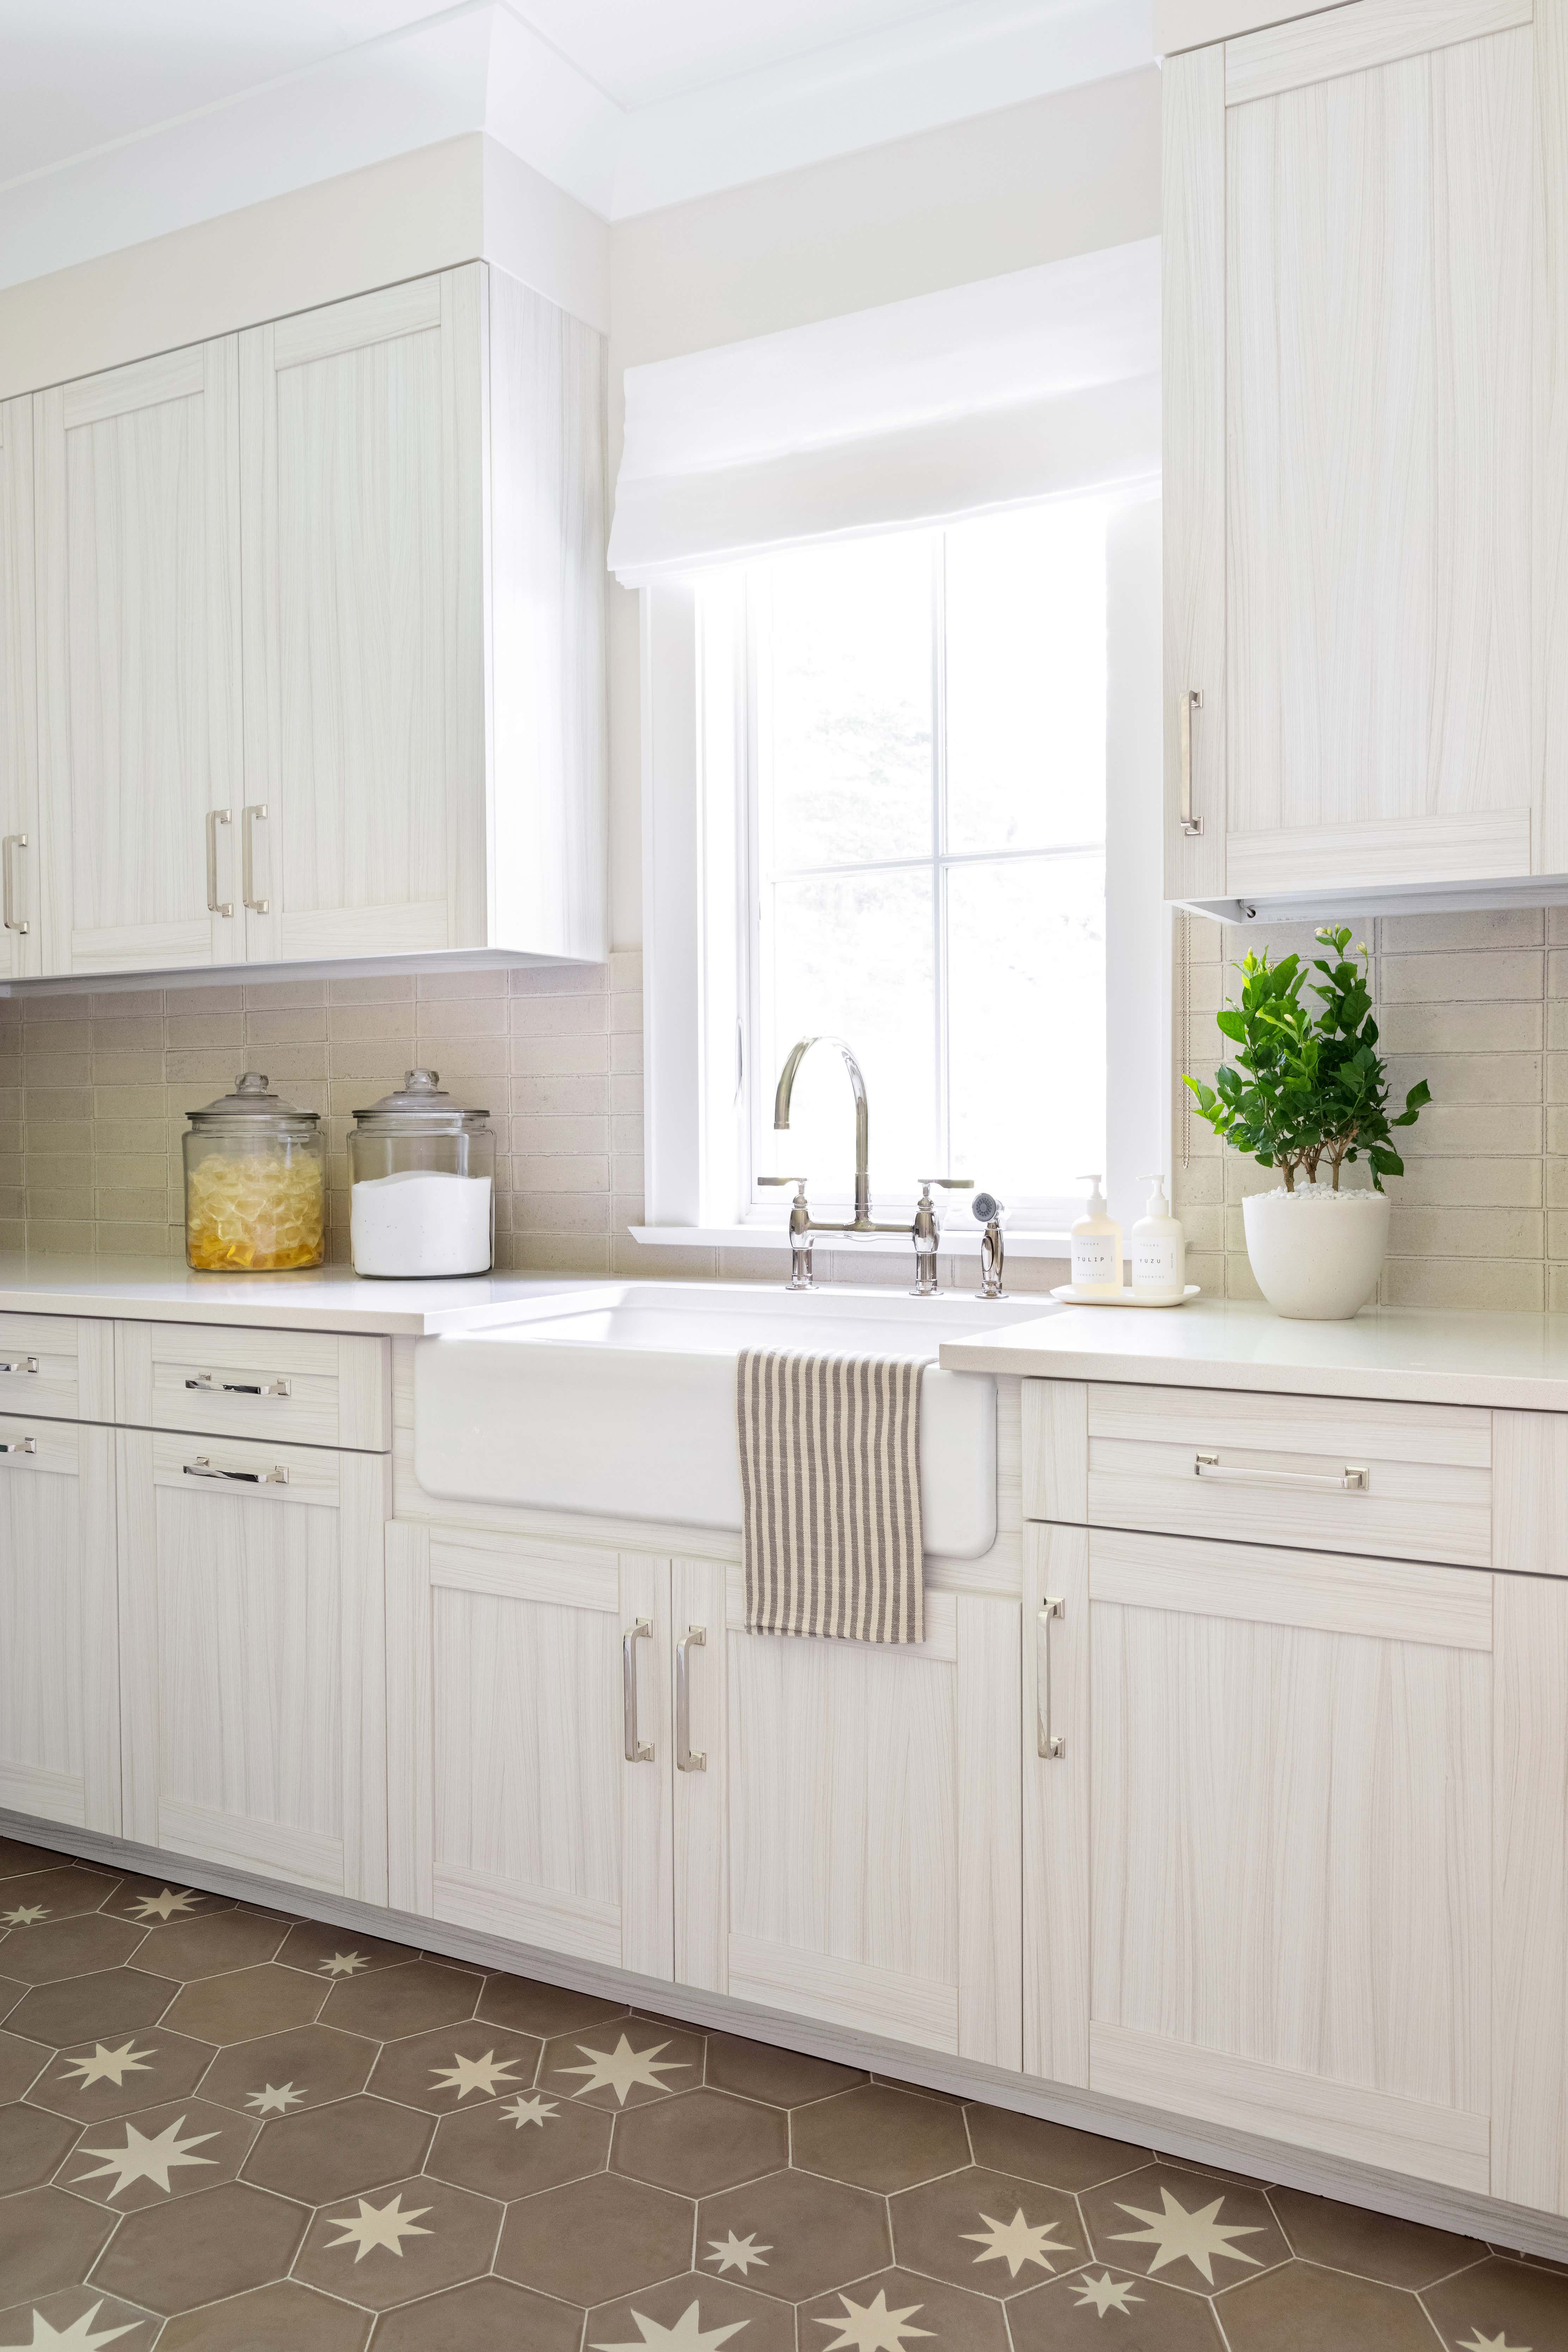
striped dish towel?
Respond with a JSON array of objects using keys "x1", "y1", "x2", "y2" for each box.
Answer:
[{"x1": 736, "y1": 1349, "x2": 925, "y2": 1644}]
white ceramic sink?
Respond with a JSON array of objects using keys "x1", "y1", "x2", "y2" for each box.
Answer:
[{"x1": 413, "y1": 1280, "x2": 1061, "y2": 1559}]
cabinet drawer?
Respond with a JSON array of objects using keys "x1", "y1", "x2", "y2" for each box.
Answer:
[
  {"x1": 1070, "y1": 1384, "x2": 1491, "y2": 1568},
  {"x1": 0, "y1": 1314, "x2": 107, "y2": 1423},
  {"x1": 0, "y1": 1410, "x2": 81, "y2": 1478},
  {"x1": 117, "y1": 1322, "x2": 390, "y2": 1453}
]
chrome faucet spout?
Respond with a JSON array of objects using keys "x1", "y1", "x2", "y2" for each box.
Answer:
[{"x1": 773, "y1": 1035, "x2": 872, "y2": 1227}]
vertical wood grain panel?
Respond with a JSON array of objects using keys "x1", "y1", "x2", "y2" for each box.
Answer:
[
  {"x1": 619, "y1": 1552, "x2": 675, "y2": 1983},
  {"x1": 672, "y1": 1555, "x2": 728, "y2": 1995},
  {"x1": 1022, "y1": 1378, "x2": 1088, "y2": 1523},
  {"x1": 78, "y1": 1425, "x2": 120, "y2": 1834},
  {"x1": 1023, "y1": 1523, "x2": 1090, "y2": 2087},
  {"x1": 115, "y1": 1429, "x2": 159, "y2": 1847},
  {"x1": 339, "y1": 1450, "x2": 390, "y2": 1904},
  {"x1": 1493, "y1": 1408, "x2": 1568, "y2": 1573},
  {"x1": 956, "y1": 1595, "x2": 1023, "y2": 2069},
  {"x1": 1537, "y1": 0, "x2": 1568, "y2": 870},
  {"x1": 0, "y1": 396, "x2": 37, "y2": 981},
  {"x1": 1494, "y1": 1568, "x2": 1568, "y2": 2213},
  {"x1": 385, "y1": 1520, "x2": 433, "y2": 1915},
  {"x1": 1226, "y1": 0, "x2": 1535, "y2": 103}
]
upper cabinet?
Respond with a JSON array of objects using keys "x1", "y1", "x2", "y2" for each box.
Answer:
[
  {"x1": 1165, "y1": 0, "x2": 1566, "y2": 912},
  {"x1": 25, "y1": 261, "x2": 605, "y2": 982},
  {"x1": 0, "y1": 400, "x2": 38, "y2": 981}
]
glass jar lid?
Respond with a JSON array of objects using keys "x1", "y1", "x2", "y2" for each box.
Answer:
[
  {"x1": 185, "y1": 1072, "x2": 321, "y2": 1135},
  {"x1": 351, "y1": 1069, "x2": 490, "y2": 1134}
]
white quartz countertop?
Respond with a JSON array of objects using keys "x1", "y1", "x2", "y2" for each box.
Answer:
[
  {"x1": 938, "y1": 1297, "x2": 1568, "y2": 1412},
  {"x1": 0, "y1": 1256, "x2": 605, "y2": 1337}
]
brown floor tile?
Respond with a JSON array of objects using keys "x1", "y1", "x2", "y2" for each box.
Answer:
[
  {"x1": 541, "y1": 2020, "x2": 704, "y2": 2113},
  {"x1": 589, "y1": 2271, "x2": 795, "y2": 2351},
  {"x1": 197, "y1": 2021, "x2": 377, "y2": 2117},
  {"x1": 29, "y1": 2029, "x2": 214, "y2": 2123},
  {"x1": 8, "y1": 1969, "x2": 176, "y2": 2050},
  {"x1": 1011, "y1": 2263, "x2": 1228, "y2": 2347},
  {"x1": 0, "y1": 1984, "x2": 21, "y2": 2031},
  {"x1": 799, "y1": 2265, "x2": 1010, "y2": 2351},
  {"x1": 1081, "y1": 2162, "x2": 1290, "y2": 2293},
  {"x1": 365, "y1": 2019, "x2": 542, "y2": 2113},
  {"x1": 295, "y1": 2175, "x2": 501, "y2": 2313},
  {"x1": 91, "y1": 2178, "x2": 310, "y2": 2314},
  {"x1": 0, "y1": 1873, "x2": 125, "y2": 1933},
  {"x1": 704, "y1": 2029, "x2": 866, "y2": 2109},
  {"x1": 0, "y1": 2287, "x2": 158, "y2": 2347},
  {"x1": 368, "y1": 2274, "x2": 582, "y2": 2351},
  {"x1": 614, "y1": 2087, "x2": 789, "y2": 2199},
  {"x1": 322, "y1": 1961, "x2": 479, "y2": 2042},
  {"x1": 157, "y1": 2278, "x2": 372, "y2": 2349},
  {"x1": 63, "y1": 2096, "x2": 259, "y2": 2212},
  {"x1": 964, "y1": 2103, "x2": 1147, "y2": 2191},
  {"x1": 0, "y1": 1915, "x2": 145, "y2": 1985},
  {"x1": 1220, "y1": 2258, "x2": 1440, "y2": 2348},
  {"x1": 242, "y1": 2092, "x2": 433, "y2": 2205},
  {"x1": 1269, "y1": 2184, "x2": 1484, "y2": 2291},
  {"x1": 697, "y1": 2167, "x2": 890, "y2": 2302},
  {"x1": 890, "y1": 2163, "x2": 1090, "y2": 2298},
  {"x1": 100, "y1": 1878, "x2": 234, "y2": 1927},
  {"x1": 427, "y1": 2084, "x2": 611, "y2": 2199},
  {"x1": 478, "y1": 1974, "x2": 629, "y2": 2039},
  {"x1": 162, "y1": 1963, "x2": 326, "y2": 2044},
  {"x1": 0, "y1": 2035, "x2": 47, "y2": 2105},
  {"x1": 1424, "y1": 2252, "x2": 1568, "y2": 2347},
  {"x1": 496, "y1": 2169, "x2": 695, "y2": 2306},
  {"x1": 872, "y1": 2071, "x2": 966, "y2": 2104},
  {"x1": 0, "y1": 2184, "x2": 116, "y2": 2306},
  {"x1": 274, "y1": 1922, "x2": 415, "y2": 1980},
  {"x1": 131, "y1": 1910, "x2": 286, "y2": 1981},
  {"x1": 0, "y1": 2104, "x2": 78, "y2": 2194},
  {"x1": 793, "y1": 2081, "x2": 970, "y2": 2193},
  {"x1": 0, "y1": 1841, "x2": 81, "y2": 1883}
]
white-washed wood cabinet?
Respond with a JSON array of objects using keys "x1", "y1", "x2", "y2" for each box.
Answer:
[
  {"x1": 117, "y1": 1427, "x2": 390, "y2": 1903},
  {"x1": 1166, "y1": 0, "x2": 1567, "y2": 908},
  {"x1": 0, "y1": 398, "x2": 37, "y2": 980},
  {"x1": 0, "y1": 1414, "x2": 119, "y2": 1833}
]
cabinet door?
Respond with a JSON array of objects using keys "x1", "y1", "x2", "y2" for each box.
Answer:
[
  {"x1": 386, "y1": 1527, "x2": 673, "y2": 1980},
  {"x1": 117, "y1": 1431, "x2": 388, "y2": 1903},
  {"x1": 238, "y1": 269, "x2": 485, "y2": 965},
  {"x1": 35, "y1": 341, "x2": 242, "y2": 975},
  {"x1": 0, "y1": 398, "x2": 38, "y2": 980},
  {"x1": 675, "y1": 1560, "x2": 1023, "y2": 2066},
  {"x1": 1073, "y1": 1527, "x2": 1493, "y2": 2193},
  {"x1": 0, "y1": 1416, "x2": 118, "y2": 1832}
]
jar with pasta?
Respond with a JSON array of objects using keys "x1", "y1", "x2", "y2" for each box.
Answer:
[{"x1": 182, "y1": 1073, "x2": 325, "y2": 1273}]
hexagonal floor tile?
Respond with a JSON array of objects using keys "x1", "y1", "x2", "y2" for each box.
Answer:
[
  {"x1": 704, "y1": 2030, "x2": 865, "y2": 2110},
  {"x1": 1011, "y1": 2264, "x2": 1227, "y2": 2347},
  {"x1": 890, "y1": 2164, "x2": 1090, "y2": 2299},
  {"x1": 366, "y1": 2020, "x2": 542, "y2": 2114},
  {"x1": 539, "y1": 2021, "x2": 703, "y2": 2113},
  {"x1": 322, "y1": 1962, "x2": 479, "y2": 2042},
  {"x1": 588, "y1": 2272, "x2": 794, "y2": 2352},
  {"x1": 0, "y1": 1915, "x2": 144, "y2": 1985},
  {"x1": 613, "y1": 2088, "x2": 788, "y2": 2199},
  {"x1": 800, "y1": 2265, "x2": 1010, "y2": 2351},
  {"x1": 477, "y1": 1975, "x2": 628, "y2": 2040},
  {"x1": 0, "y1": 1842, "x2": 80, "y2": 1883},
  {"x1": 61, "y1": 2096, "x2": 259, "y2": 2212},
  {"x1": 0, "y1": 2033, "x2": 48, "y2": 2105},
  {"x1": 792, "y1": 2082, "x2": 971, "y2": 2193},
  {"x1": 161, "y1": 1963, "x2": 326, "y2": 2046},
  {"x1": 295, "y1": 2175, "x2": 501, "y2": 2314},
  {"x1": 274, "y1": 1922, "x2": 414, "y2": 1980},
  {"x1": 100, "y1": 1877, "x2": 234, "y2": 1928},
  {"x1": 0, "y1": 1984, "x2": 23, "y2": 2032},
  {"x1": 1267, "y1": 2185, "x2": 1483, "y2": 2291},
  {"x1": 496, "y1": 2171, "x2": 695, "y2": 2308},
  {"x1": 368, "y1": 2275, "x2": 583, "y2": 2350},
  {"x1": 29, "y1": 2028, "x2": 214, "y2": 2124},
  {"x1": 0, "y1": 1870, "x2": 120, "y2": 1929},
  {"x1": 157, "y1": 2279, "x2": 372, "y2": 2349},
  {"x1": 1423, "y1": 2252, "x2": 1568, "y2": 2348},
  {"x1": 9, "y1": 1970, "x2": 176, "y2": 2051},
  {"x1": 90, "y1": 2179, "x2": 310, "y2": 2315},
  {"x1": 696, "y1": 2168, "x2": 890, "y2": 2303},
  {"x1": 427, "y1": 2084, "x2": 611, "y2": 2200},
  {"x1": 242, "y1": 2093, "x2": 433, "y2": 2206},
  {"x1": 130, "y1": 1910, "x2": 286, "y2": 1982},
  {"x1": 1219, "y1": 2259, "x2": 1442, "y2": 2349},
  {"x1": 964, "y1": 2104, "x2": 1146, "y2": 2192},
  {"x1": 0, "y1": 2106, "x2": 78, "y2": 2195},
  {"x1": 1080, "y1": 2163, "x2": 1290, "y2": 2295},
  {"x1": 0, "y1": 2287, "x2": 159, "y2": 2348},
  {"x1": 197, "y1": 2021, "x2": 377, "y2": 2117},
  {"x1": 0, "y1": 2185, "x2": 116, "y2": 2308}
]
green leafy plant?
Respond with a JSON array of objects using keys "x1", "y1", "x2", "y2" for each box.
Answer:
[{"x1": 1183, "y1": 925, "x2": 1430, "y2": 1193}]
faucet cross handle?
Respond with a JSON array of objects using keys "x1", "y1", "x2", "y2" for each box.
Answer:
[
  {"x1": 918, "y1": 1177, "x2": 974, "y2": 1195},
  {"x1": 758, "y1": 1176, "x2": 809, "y2": 1197}
]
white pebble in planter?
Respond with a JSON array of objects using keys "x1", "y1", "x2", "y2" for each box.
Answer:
[{"x1": 1242, "y1": 1185, "x2": 1390, "y2": 1321}]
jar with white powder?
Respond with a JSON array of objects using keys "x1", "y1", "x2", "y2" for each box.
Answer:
[{"x1": 348, "y1": 1071, "x2": 495, "y2": 1279}]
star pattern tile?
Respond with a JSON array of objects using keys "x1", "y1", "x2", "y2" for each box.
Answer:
[{"x1": 556, "y1": 2033, "x2": 692, "y2": 2106}]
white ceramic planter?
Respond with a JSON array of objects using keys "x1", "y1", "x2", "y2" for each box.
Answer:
[{"x1": 1242, "y1": 1184, "x2": 1390, "y2": 1321}]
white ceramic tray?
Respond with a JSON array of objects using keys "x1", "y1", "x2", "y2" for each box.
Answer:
[{"x1": 1050, "y1": 1284, "x2": 1202, "y2": 1309}]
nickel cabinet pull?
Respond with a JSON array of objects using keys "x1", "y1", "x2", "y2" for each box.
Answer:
[
  {"x1": 1180, "y1": 688, "x2": 1204, "y2": 838},
  {"x1": 676, "y1": 1628, "x2": 707, "y2": 1773},
  {"x1": 185, "y1": 1374, "x2": 292, "y2": 1398},
  {"x1": 1195, "y1": 1451, "x2": 1369, "y2": 1494},
  {"x1": 1037, "y1": 1597, "x2": 1066, "y2": 1762},
  {"x1": 0, "y1": 1358, "x2": 39, "y2": 1376},
  {"x1": 0, "y1": 1437, "x2": 36, "y2": 1457},
  {"x1": 183, "y1": 1455, "x2": 289, "y2": 1486},
  {"x1": 2, "y1": 833, "x2": 29, "y2": 934},
  {"x1": 623, "y1": 1619, "x2": 654, "y2": 1763},
  {"x1": 206, "y1": 809, "x2": 233, "y2": 917},
  {"x1": 243, "y1": 803, "x2": 269, "y2": 914}
]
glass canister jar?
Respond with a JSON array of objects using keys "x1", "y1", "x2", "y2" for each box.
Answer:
[
  {"x1": 183, "y1": 1073, "x2": 325, "y2": 1272},
  {"x1": 348, "y1": 1071, "x2": 495, "y2": 1279}
]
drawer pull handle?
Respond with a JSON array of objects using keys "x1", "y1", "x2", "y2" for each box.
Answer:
[
  {"x1": 0, "y1": 1437, "x2": 36, "y2": 1457},
  {"x1": 676, "y1": 1627, "x2": 707, "y2": 1773},
  {"x1": 0, "y1": 1359, "x2": 39, "y2": 1376},
  {"x1": 623, "y1": 1619, "x2": 654, "y2": 1763},
  {"x1": 185, "y1": 1374, "x2": 292, "y2": 1398},
  {"x1": 1037, "y1": 1597, "x2": 1066, "y2": 1762},
  {"x1": 1195, "y1": 1451, "x2": 1368, "y2": 1494},
  {"x1": 183, "y1": 1455, "x2": 290, "y2": 1486}
]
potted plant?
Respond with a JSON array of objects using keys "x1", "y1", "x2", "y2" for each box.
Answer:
[{"x1": 1183, "y1": 927, "x2": 1431, "y2": 1320}]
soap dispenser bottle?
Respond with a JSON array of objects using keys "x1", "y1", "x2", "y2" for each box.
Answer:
[
  {"x1": 1071, "y1": 1174, "x2": 1123, "y2": 1299},
  {"x1": 1131, "y1": 1173, "x2": 1187, "y2": 1305}
]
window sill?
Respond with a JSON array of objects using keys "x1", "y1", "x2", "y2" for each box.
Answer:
[{"x1": 628, "y1": 1224, "x2": 1072, "y2": 1261}]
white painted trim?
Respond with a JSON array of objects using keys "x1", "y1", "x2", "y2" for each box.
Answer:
[
  {"x1": 1154, "y1": 0, "x2": 1358, "y2": 53},
  {"x1": 0, "y1": 946, "x2": 590, "y2": 1001}
]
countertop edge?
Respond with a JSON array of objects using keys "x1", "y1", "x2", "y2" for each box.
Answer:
[{"x1": 936, "y1": 1336, "x2": 1568, "y2": 1413}]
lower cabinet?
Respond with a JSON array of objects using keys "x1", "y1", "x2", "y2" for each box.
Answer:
[
  {"x1": 117, "y1": 1429, "x2": 390, "y2": 1903},
  {"x1": 0, "y1": 1414, "x2": 119, "y2": 1832}
]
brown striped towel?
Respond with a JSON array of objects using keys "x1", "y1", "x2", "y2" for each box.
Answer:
[{"x1": 737, "y1": 1349, "x2": 924, "y2": 1644}]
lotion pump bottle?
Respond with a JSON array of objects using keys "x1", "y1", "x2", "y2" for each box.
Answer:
[
  {"x1": 1131, "y1": 1173, "x2": 1187, "y2": 1305},
  {"x1": 1071, "y1": 1173, "x2": 1123, "y2": 1298}
]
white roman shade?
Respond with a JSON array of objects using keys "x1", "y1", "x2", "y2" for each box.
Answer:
[{"x1": 608, "y1": 236, "x2": 1160, "y2": 584}]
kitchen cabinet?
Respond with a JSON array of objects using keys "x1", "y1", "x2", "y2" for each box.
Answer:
[
  {"x1": 385, "y1": 1524, "x2": 674, "y2": 1980},
  {"x1": 117, "y1": 1428, "x2": 390, "y2": 1903},
  {"x1": 0, "y1": 398, "x2": 37, "y2": 980},
  {"x1": 0, "y1": 1414, "x2": 118, "y2": 1833},
  {"x1": 1165, "y1": 0, "x2": 1566, "y2": 909}
]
